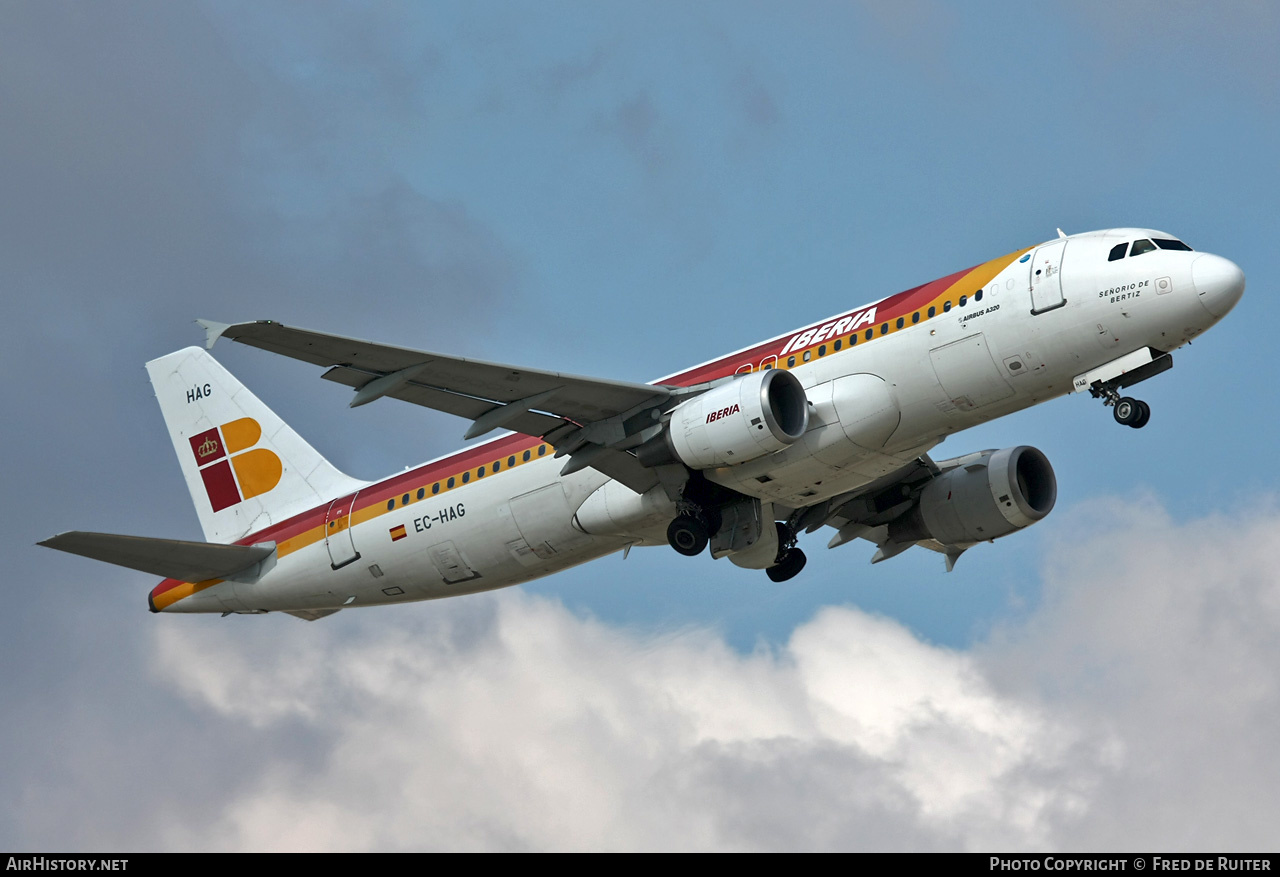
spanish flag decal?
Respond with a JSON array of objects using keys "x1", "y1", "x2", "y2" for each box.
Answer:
[{"x1": 390, "y1": 524, "x2": 407, "y2": 542}]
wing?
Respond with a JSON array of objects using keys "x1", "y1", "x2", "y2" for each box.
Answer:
[
  {"x1": 200, "y1": 320, "x2": 680, "y2": 493},
  {"x1": 792, "y1": 454, "x2": 968, "y2": 571}
]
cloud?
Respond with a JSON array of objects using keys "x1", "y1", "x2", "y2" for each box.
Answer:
[
  {"x1": 148, "y1": 597, "x2": 1058, "y2": 851},
  {"x1": 124, "y1": 495, "x2": 1280, "y2": 851},
  {"x1": 981, "y1": 494, "x2": 1280, "y2": 850}
]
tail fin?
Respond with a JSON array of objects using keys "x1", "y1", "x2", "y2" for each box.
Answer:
[{"x1": 146, "y1": 347, "x2": 365, "y2": 544}]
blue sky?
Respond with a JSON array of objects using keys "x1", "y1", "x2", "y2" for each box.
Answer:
[{"x1": 3, "y1": 1, "x2": 1278, "y2": 851}]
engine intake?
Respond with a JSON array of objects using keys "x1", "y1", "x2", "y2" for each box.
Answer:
[
  {"x1": 889, "y1": 446, "x2": 1057, "y2": 547},
  {"x1": 639, "y1": 369, "x2": 810, "y2": 470}
]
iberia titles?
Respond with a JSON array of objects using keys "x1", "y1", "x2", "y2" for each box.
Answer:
[
  {"x1": 706, "y1": 403, "x2": 741, "y2": 424},
  {"x1": 778, "y1": 306, "x2": 878, "y2": 355}
]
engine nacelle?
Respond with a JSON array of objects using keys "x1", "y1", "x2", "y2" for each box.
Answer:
[
  {"x1": 889, "y1": 446, "x2": 1057, "y2": 547},
  {"x1": 641, "y1": 369, "x2": 810, "y2": 470}
]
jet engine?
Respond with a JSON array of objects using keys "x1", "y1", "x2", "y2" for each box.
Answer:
[
  {"x1": 888, "y1": 446, "x2": 1057, "y2": 547},
  {"x1": 638, "y1": 369, "x2": 810, "y2": 470}
]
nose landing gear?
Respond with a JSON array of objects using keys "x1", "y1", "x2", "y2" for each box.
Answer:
[
  {"x1": 1096, "y1": 385, "x2": 1151, "y2": 429},
  {"x1": 1112, "y1": 396, "x2": 1151, "y2": 428}
]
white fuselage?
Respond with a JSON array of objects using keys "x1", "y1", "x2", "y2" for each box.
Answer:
[{"x1": 163, "y1": 228, "x2": 1242, "y2": 615}]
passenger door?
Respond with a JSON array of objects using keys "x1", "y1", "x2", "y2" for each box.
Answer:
[
  {"x1": 1029, "y1": 240, "x2": 1068, "y2": 314},
  {"x1": 323, "y1": 492, "x2": 361, "y2": 569}
]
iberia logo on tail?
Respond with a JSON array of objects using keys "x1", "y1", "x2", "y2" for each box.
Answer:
[{"x1": 187, "y1": 417, "x2": 282, "y2": 512}]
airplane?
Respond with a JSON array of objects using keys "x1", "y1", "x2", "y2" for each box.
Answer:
[{"x1": 40, "y1": 227, "x2": 1244, "y2": 621}]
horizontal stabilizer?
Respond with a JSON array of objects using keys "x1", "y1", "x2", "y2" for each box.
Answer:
[{"x1": 39, "y1": 531, "x2": 275, "y2": 582}]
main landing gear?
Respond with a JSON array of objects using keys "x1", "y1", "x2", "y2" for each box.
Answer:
[
  {"x1": 666, "y1": 505, "x2": 722, "y2": 557},
  {"x1": 767, "y1": 523, "x2": 807, "y2": 583},
  {"x1": 1095, "y1": 385, "x2": 1151, "y2": 429},
  {"x1": 665, "y1": 512, "x2": 807, "y2": 583},
  {"x1": 667, "y1": 514, "x2": 709, "y2": 556}
]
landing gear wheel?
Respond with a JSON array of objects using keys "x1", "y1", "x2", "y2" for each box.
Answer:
[
  {"x1": 1113, "y1": 396, "x2": 1140, "y2": 426},
  {"x1": 667, "y1": 515, "x2": 709, "y2": 557},
  {"x1": 1131, "y1": 400, "x2": 1151, "y2": 429},
  {"x1": 767, "y1": 548, "x2": 807, "y2": 582}
]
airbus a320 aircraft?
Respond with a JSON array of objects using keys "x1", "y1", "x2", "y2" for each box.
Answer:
[{"x1": 42, "y1": 228, "x2": 1244, "y2": 620}]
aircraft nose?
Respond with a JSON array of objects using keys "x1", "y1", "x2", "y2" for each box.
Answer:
[{"x1": 1192, "y1": 253, "x2": 1245, "y2": 318}]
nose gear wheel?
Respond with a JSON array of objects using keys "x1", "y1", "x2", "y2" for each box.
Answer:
[
  {"x1": 1111, "y1": 395, "x2": 1150, "y2": 429},
  {"x1": 1097, "y1": 384, "x2": 1151, "y2": 429}
]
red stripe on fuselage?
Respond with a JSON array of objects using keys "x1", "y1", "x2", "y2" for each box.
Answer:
[{"x1": 151, "y1": 258, "x2": 996, "y2": 607}]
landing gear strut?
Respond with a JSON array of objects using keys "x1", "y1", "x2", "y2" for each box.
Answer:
[
  {"x1": 1095, "y1": 384, "x2": 1151, "y2": 429},
  {"x1": 766, "y1": 522, "x2": 807, "y2": 583}
]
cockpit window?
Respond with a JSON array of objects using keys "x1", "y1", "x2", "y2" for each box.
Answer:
[
  {"x1": 1129, "y1": 239, "x2": 1157, "y2": 257},
  {"x1": 1154, "y1": 238, "x2": 1193, "y2": 251},
  {"x1": 1108, "y1": 243, "x2": 1127, "y2": 261}
]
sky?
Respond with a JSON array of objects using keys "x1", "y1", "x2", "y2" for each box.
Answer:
[{"x1": 3, "y1": 0, "x2": 1279, "y2": 852}]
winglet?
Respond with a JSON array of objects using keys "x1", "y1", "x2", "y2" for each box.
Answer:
[
  {"x1": 1057, "y1": 227, "x2": 1068, "y2": 240},
  {"x1": 195, "y1": 319, "x2": 232, "y2": 350}
]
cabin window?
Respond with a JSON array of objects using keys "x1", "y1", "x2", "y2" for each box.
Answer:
[
  {"x1": 912, "y1": 312, "x2": 919, "y2": 324},
  {"x1": 787, "y1": 356, "x2": 795, "y2": 367},
  {"x1": 896, "y1": 317, "x2": 904, "y2": 329},
  {"x1": 834, "y1": 339, "x2": 842, "y2": 351},
  {"x1": 538, "y1": 445, "x2": 547, "y2": 456},
  {"x1": 462, "y1": 472, "x2": 470, "y2": 484},
  {"x1": 493, "y1": 460, "x2": 501, "y2": 472},
  {"x1": 401, "y1": 493, "x2": 410, "y2": 506},
  {"x1": 386, "y1": 499, "x2": 395, "y2": 511},
  {"x1": 1130, "y1": 239, "x2": 1157, "y2": 257},
  {"x1": 880, "y1": 323, "x2": 889, "y2": 335},
  {"x1": 477, "y1": 466, "x2": 485, "y2": 478},
  {"x1": 959, "y1": 295, "x2": 967, "y2": 307},
  {"x1": 928, "y1": 306, "x2": 936, "y2": 318},
  {"x1": 943, "y1": 301, "x2": 952, "y2": 312},
  {"x1": 508, "y1": 455, "x2": 516, "y2": 467},
  {"x1": 1108, "y1": 242, "x2": 1127, "y2": 261},
  {"x1": 864, "y1": 328, "x2": 873, "y2": 341},
  {"x1": 447, "y1": 477, "x2": 455, "y2": 488},
  {"x1": 974, "y1": 290, "x2": 983, "y2": 303},
  {"x1": 818, "y1": 344, "x2": 826, "y2": 356},
  {"x1": 523, "y1": 450, "x2": 531, "y2": 462},
  {"x1": 432, "y1": 483, "x2": 440, "y2": 495},
  {"x1": 1155, "y1": 238, "x2": 1193, "y2": 251},
  {"x1": 417, "y1": 488, "x2": 425, "y2": 500}
]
